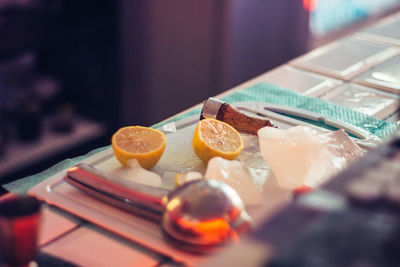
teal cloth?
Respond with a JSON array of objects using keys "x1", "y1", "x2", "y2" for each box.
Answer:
[
  {"x1": 4, "y1": 146, "x2": 109, "y2": 194},
  {"x1": 5, "y1": 82, "x2": 398, "y2": 193},
  {"x1": 154, "y1": 83, "x2": 398, "y2": 138}
]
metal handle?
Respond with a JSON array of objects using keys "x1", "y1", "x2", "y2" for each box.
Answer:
[
  {"x1": 65, "y1": 163, "x2": 169, "y2": 221},
  {"x1": 261, "y1": 103, "x2": 380, "y2": 141},
  {"x1": 200, "y1": 97, "x2": 224, "y2": 120}
]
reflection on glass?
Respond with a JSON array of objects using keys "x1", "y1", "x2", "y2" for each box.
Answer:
[{"x1": 371, "y1": 72, "x2": 400, "y2": 85}]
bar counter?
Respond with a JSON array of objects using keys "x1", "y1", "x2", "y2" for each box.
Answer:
[{"x1": 1, "y1": 10, "x2": 400, "y2": 267}]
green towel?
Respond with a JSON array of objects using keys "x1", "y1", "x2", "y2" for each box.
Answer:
[{"x1": 5, "y1": 82, "x2": 398, "y2": 194}]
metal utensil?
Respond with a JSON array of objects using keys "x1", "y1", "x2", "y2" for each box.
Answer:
[
  {"x1": 200, "y1": 97, "x2": 276, "y2": 134},
  {"x1": 201, "y1": 98, "x2": 381, "y2": 150},
  {"x1": 64, "y1": 163, "x2": 252, "y2": 246},
  {"x1": 237, "y1": 102, "x2": 381, "y2": 150},
  {"x1": 259, "y1": 103, "x2": 379, "y2": 141},
  {"x1": 201, "y1": 97, "x2": 379, "y2": 140}
]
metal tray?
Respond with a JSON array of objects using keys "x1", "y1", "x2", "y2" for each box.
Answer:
[{"x1": 28, "y1": 102, "x2": 371, "y2": 265}]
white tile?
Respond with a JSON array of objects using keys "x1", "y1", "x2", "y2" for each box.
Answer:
[
  {"x1": 42, "y1": 226, "x2": 161, "y2": 267},
  {"x1": 290, "y1": 37, "x2": 398, "y2": 80},
  {"x1": 354, "y1": 55, "x2": 400, "y2": 94},
  {"x1": 259, "y1": 65, "x2": 342, "y2": 97},
  {"x1": 38, "y1": 206, "x2": 80, "y2": 246},
  {"x1": 356, "y1": 11, "x2": 400, "y2": 47},
  {"x1": 321, "y1": 83, "x2": 399, "y2": 119}
]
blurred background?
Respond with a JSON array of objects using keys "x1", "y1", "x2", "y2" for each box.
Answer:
[{"x1": 0, "y1": 0, "x2": 399, "y2": 183}]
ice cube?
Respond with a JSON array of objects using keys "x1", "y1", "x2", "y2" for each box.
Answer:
[
  {"x1": 175, "y1": 171, "x2": 203, "y2": 186},
  {"x1": 204, "y1": 157, "x2": 262, "y2": 205},
  {"x1": 111, "y1": 159, "x2": 162, "y2": 187},
  {"x1": 320, "y1": 129, "x2": 364, "y2": 162},
  {"x1": 258, "y1": 126, "x2": 363, "y2": 190}
]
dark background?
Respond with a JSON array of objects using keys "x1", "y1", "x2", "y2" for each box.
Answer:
[
  {"x1": 2, "y1": 0, "x2": 398, "y2": 185},
  {"x1": 0, "y1": 0, "x2": 310, "y2": 184}
]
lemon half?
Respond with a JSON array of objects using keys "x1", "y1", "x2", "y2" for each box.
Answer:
[
  {"x1": 112, "y1": 126, "x2": 166, "y2": 169},
  {"x1": 192, "y1": 118, "x2": 243, "y2": 164}
]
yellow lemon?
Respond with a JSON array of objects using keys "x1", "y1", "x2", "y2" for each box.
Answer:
[
  {"x1": 112, "y1": 126, "x2": 166, "y2": 169},
  {"x1": 175, "y1": 172, "x2": 203, "y2": 186},
  {"x1": 192, "y1": 118, "x2": 244, "y2": 164}
]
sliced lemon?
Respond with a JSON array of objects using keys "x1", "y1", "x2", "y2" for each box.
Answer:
[
  {"x1": 175, "y1": 172, "x2": 203, "y2": 186},
  {"x1": 111, "y1": 126, "x2": 166, "y2": 169},
  {"x1": 192, "y1": 118, "x2": 244, "y2": 164}
]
